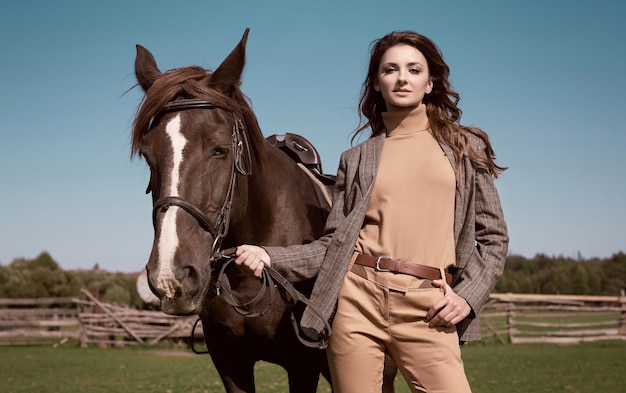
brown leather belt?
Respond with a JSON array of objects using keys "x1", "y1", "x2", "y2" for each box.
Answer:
[{"x1": 353, "y1": 253, "x2": 452, "y2": 284}]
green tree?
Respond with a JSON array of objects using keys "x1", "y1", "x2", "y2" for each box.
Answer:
[{"x1": 0, "y1": 252, "x2": 79, "y2": 298}]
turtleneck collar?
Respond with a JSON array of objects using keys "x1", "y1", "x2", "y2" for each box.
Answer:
[{"x1": 382, "y1": 104, "x2": 430, "y2": 137}]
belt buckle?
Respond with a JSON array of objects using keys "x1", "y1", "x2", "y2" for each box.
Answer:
[{"x1": 375, "y1": 256, "x2": 393, "y2": 272}]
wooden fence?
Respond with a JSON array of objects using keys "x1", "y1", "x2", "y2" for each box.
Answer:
[
  {"x1": 77, "y1": 289, "x2": 201, "y2": 347},
  {"x1": 481, "y1": 291, "x2": 626, "y2": 344},
  {"x1": 0, "y1": 290, "x2": 202, "y2": 347},
  {"x1": 2, "y1": 291, "x2": 625, "y2": 346},
  {"x1": 0, "y1": 297, "x2": 81, "y2": 345}
]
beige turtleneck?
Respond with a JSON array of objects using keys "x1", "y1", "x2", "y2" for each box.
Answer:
[{"x1": 354, "y1": 104, "x2": 456, "y2": 289}]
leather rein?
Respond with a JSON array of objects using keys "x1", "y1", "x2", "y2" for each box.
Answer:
[{"x1": 150, "y1": 99, "x2": 331, "y2": 350}]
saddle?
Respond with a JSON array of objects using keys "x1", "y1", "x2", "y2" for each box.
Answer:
[
  {"x1": 266, "y1": 133, "x2": 336, "y2": 213},
  {"x1": 266, "y1": 133, "x2": 336, "y2": 185}
]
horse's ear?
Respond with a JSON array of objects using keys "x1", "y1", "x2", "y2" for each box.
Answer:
[
  {"x1": 209, "y1": 28, "x2": 250, "y2": 94},
  {"x1": 135, "y1": 44, "x2": 162, "y2": 91}
]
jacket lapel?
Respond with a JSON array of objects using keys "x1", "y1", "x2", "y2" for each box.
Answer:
[{"x1": 359, "y1": 134, "x2": 385, "y2": 197}]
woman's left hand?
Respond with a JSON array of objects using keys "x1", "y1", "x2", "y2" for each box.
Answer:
[{"x1": 425, "y1": 281, "x2": 472, "y2": 327}]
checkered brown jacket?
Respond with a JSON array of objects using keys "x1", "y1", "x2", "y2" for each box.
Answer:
[{"x1": 266, "y1": 132, "x2": 508, "y2": 343}]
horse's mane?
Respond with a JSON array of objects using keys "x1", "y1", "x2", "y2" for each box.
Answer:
[{"x1": 131, "y1": 65, "x2": 267, "y2": 168}]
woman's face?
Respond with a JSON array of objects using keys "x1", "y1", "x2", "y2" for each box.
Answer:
[{"x1": 374, "y1": 44, "x2": 433, "y2": 112}]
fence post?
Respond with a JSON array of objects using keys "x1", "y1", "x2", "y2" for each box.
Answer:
[
  {"x1": 617, "y1": 289, "x2": 626, "y2": 336},
  {"x1": 506, "y1": 302, "x2": 516, "y2": 343}
]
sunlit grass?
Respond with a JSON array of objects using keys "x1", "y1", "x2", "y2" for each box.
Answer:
[{"x1": 0, "y1": 339, "x2": 624, "y2": 392}]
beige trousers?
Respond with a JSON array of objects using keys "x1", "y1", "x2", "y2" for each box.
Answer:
[{"x1": 327, "y1": 262, "x2": 472, "y2": 393}]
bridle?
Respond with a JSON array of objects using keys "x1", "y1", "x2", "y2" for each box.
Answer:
[
  {"x1": 149, "y1": 98, "x2": 331, "y2": 350},
  {"x1": 151, "y1": 98, "x2": 252, "y2": 257}
]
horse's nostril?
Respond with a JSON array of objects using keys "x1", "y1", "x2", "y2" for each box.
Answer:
[
  {"x1": 184, "y1": 266, "x2": 195, "y2": 279},
  {"x1": 181, "y1": 266, "x2": 200, "y2": 290}
]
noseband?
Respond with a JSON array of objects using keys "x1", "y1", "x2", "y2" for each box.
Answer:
[{"x1": 151, "y1": 99, "x2": 251, "y2": 256}]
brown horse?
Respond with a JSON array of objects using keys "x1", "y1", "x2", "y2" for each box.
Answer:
[
  {"x1": 132, "y1": 29, "x2": 332, "y2": 392},
  {"x1": 132, "y1": 28, "x2": 398, "y2": 392}
]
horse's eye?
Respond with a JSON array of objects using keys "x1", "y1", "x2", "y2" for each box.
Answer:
[{"x1": 212, "y1": 147, "x2": 228, "y2": 158}]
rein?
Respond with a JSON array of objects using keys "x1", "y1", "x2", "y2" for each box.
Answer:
[
  {"x1": 151, "y1": 99, "x2": 331, "y2": 351},
  {"x1": 207, "y1": 248, "x2": 332, "y2": 350}
]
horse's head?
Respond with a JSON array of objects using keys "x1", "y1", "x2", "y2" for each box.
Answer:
[{"x1": 132, "y1": 29, "x2": 266, "y2": 315}]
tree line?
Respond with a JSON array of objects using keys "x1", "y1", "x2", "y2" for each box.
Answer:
[
  {"x1": 495, "y1": 252, "x2": 626, "y2": 296},
  {"x1": 0, "y1": 252, "x2": 143, "y2": 308},
  {"x1": 1, "y1": 251, "x2": 624, "y2": 308}
]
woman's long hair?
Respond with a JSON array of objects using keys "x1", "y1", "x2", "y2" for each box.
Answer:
[{"x1": 354, "y1": 31, "x2": 506, "y2": 178}]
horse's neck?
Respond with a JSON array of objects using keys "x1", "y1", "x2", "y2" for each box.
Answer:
[
  {"x1": 251, "y1": 152, "x2": 318, "y2": 214},
  {"x1": 230, "y1": 151, "x2": 326, "y2": 246}
]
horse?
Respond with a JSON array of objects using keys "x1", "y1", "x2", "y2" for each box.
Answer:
[{"x1": 132, "y1": 28, "x2": 398, "y2": 392}]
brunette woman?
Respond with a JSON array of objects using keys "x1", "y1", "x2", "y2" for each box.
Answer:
[{"x1": 236, "y1": 30, "x2": 508, "y2": 392}]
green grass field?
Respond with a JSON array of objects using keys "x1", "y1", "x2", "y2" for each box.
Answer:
[{"x1": 1, "y1": 340, "x2": 624, "y2": 392}]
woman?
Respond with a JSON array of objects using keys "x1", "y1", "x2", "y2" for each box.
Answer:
[{"x1": 235, "y1": 30, "x2": 508, "y2": 392}]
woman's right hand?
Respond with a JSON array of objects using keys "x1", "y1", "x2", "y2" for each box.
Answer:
[{"x1": 234, "y1": 245, "x2": 271, "y2": 278}]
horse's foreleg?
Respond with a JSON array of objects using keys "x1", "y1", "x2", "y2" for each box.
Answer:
[
  {"x1": 204, "y1": 333, "x2": 255, "y2": 393},
  {"x1": 281, "y1": 346, "x2": 326, "y2": 393},
  {"x1": 210, "y1": 354, "x2": 255, "y2": 393},
  {"x1": 286, "y1": 369, "x2": 322, "y2": 393},
  {"x1": 382, "y1": 353, "x2": 397, "y2": 393}
]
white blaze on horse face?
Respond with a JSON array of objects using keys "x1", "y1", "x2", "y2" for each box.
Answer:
[{"x1": 156, "y1": 115, "x2": 187, "y2": 299}]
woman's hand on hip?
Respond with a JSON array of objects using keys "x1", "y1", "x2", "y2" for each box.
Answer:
[
  {"x1": 426, "y1": 281, "x2": 471, "y2": 327},
  {"x1": 234, "y1": 245, "x2": 271, "y2": 278}
]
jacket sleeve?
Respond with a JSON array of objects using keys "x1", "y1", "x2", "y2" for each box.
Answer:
[
  {"x1": 453, "y1": 141, "x2": 509, "y2": 318},
  {"x1": 263, "y1": 152, "x2": 349, "y2": 282}
]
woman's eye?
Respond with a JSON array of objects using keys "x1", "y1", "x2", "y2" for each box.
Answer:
[
  {"x1": 410, "y1": 68, "x2": 421, "y2": 74},
  {"x1": 383, "y1": 66, "x2": 396, "y2": 74}
]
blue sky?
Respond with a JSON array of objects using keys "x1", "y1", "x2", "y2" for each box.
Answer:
[{"x1": 1, "y1": 0, "x2": 624, "y2": 272}]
